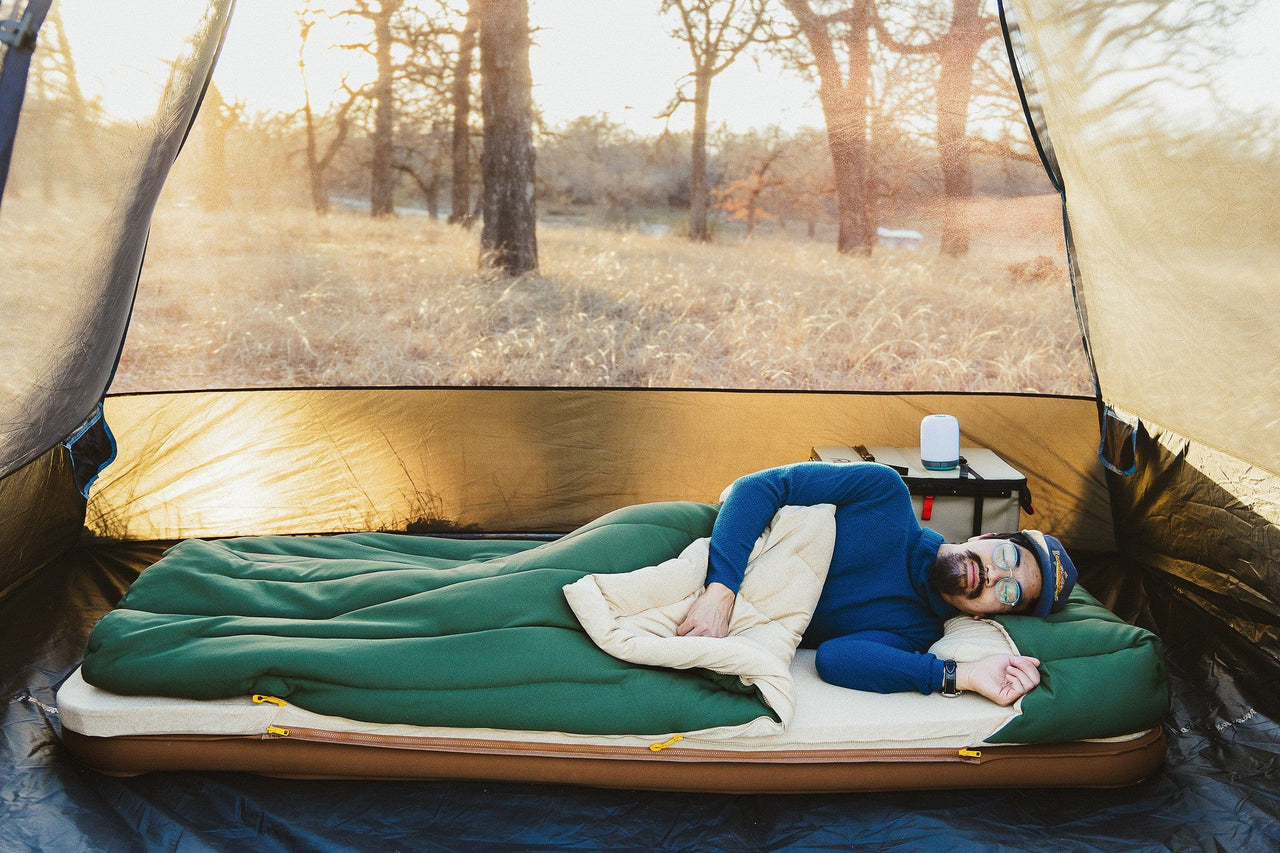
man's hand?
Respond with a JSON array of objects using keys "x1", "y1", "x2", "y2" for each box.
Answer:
[
  {"x1": 956, "y1": 654, "x2": 1042, "y2": 706},
  {"x1": 676, "y1": 582, "x2": 736, "y2": 637}
]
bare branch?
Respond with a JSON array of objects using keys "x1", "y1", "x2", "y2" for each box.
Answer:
[{"x1": 869, "y1": 3, "x2": 944, "y2": 57}]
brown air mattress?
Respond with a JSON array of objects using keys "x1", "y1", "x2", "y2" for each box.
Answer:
[
  {"x1": 57, "y1": 653, "x2": 1165, "y2": 792},
  {"x1": 60, "y1": 725, "x2": 1165, "y2": 792}
]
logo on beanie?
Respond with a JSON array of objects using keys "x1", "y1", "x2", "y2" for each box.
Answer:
[{"x1": 1053, "y1": 550, "x2": 1065, "y2": 601}]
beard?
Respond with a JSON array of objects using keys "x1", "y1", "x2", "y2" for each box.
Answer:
[{"x1": 929, "y1": 550, "x2": 974, "y2": 599}]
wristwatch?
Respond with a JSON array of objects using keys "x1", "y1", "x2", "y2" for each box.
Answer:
[{"x1": 941, "y1": 659, "x2": 961, "y2": 697}]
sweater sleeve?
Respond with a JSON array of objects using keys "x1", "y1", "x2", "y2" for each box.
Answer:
[
  {"x1": 813, "y1": 631, "x2": 946, "y2": 695},
  {"x1": 705, "y1": 462, "x2": 904, "y2": 593}
]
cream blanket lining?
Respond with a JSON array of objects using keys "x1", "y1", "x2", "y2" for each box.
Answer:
[{"x1": 563, "y1": 504, "x2": 837, "y2": 735}]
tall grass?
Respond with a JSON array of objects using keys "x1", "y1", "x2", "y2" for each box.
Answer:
[{"x1": 112, "y1": 198, "x2": 1090, "y2": 395}]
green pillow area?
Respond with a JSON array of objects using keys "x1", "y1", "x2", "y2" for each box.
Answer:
[{"x1": 988, "y1": 587, "x2": 1169, "y2": 743}]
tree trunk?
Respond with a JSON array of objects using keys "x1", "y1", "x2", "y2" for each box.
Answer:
[
  {"x1": 937, "y1": 0, "x2": 984, "y2": 256},
  {"x1": 688, "y1": 68, "x2": 712, "y2": 242},
  {"x1": 449, "y1": 2, "x2": 478, "y2": 226},
  {"x1": 42, "y1": 7, "x2": 96, "y2": 198},
  {"x1": 303, "y1": 92, "x2": 331, "y2": 215},
  {"x1": 370, "y1": 9, "x2": 397, "y2": 217},
  {"x1": 478, "y1": 0, "x2": 538, "y2": 274},
  {"x1": 48, "y1": 8, "x2": 96, "y2": 160},
  {"x1": 299, "y1": 14, "x2": 332, "y2": 214},
  {"x1": 200, "y1": 85, "x2": 233, "y2": 211},
  {"x1": 425, "y1": 181, "x2": 439, "y2": 219},
  {"x1": 746, "y1": 198, "x2": 758, "y2": 238},
  {"x1": 785, "y1": 0, "x2": 874, "y2": 255}
]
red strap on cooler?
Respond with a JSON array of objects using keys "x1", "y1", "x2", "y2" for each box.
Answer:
[{"x1": 921, "y1": 494, "x2": 934, "y2": 521}]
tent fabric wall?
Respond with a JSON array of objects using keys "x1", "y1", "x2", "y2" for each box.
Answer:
[
  {"x1": 1108, "y1": 415, "x2": 1280, "y2": 717},
  {"x1": 0, "y1": 444, "x2": 83, "y2": 597},
  {"x1": 0, "y1": 0, "x2": 233, "y2": 482},
  {"x1": 84, "y1": 388, "x2": 1115, "y2": 549},
  {"x1": 1003, "y1": 0, "x2": 1280, "y2": 477},
  {"x1": 1002, "y1": 0, "x2": 1280, "y2": 723}
]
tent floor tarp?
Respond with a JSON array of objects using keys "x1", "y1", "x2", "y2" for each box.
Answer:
[{"x1": 3, "y1": 544, "x2": 1279, "y2": 851}]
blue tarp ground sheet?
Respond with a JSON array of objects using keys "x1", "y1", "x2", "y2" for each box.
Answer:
[{"x1": 3, "y1": 547, "x2": 1279, "y2": 852}]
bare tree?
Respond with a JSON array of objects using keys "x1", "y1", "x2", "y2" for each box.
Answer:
[
  {"x1": 872, "y1": 1, "x2": 1000, "y2": 256},
  {"x1": 774, "y1": 128, "x2": 837, "y2": 238},
  {"x1": 23, "y1": 5, "x2": 102, "y2": 201},
  {"x1": 392, "y1": 1, "x2": 464, "y2": 218},
  {"x1": 297, "y1": 8, "x2": 359, "y2": 214},
  {"x1": 780, "y1": 0, "x2": 875, "y2": 254},
  {"x1": 43, "y1": 6, "x2": 98, "y2": 148},
  {"x1": 536, "y1": 116, "x2": 690, "y2": 222},
  {"x1": 304, "y1": 1, "x2": 474, "y2": 218},
  {"x1": 339, "y1": 0, "x2": 407, "y2": 217},
  {"x1": 394, "y1": 120, "x2": 451, "y2": 216},
  {"x1": 864, "y1": 20, "x2": 941, "y2": 227},
  {"x1": 449, "y1": 1, "x2": 480, "y2": 225},
  {"x1": 197, "y1": 84, "x2": 240, "y2": 211},
  {"x1": 659, "y1": 0, "x2": 770, "y2": 242},
  {"x1": 715, "y1": 128, "x2": 789, "y2": 238},
  {"x1": 478, "y1": 0, "x2": 537, "y2": 274}
]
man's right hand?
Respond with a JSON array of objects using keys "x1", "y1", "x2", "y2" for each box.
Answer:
[
  {"x1": 676, "y1": 582, "x2": 736, "y2": 637},
  {"x1": 956, "y1": 654, "x2": 1042, "y2": 706}
]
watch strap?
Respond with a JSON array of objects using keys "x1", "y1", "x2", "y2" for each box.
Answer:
[{"x1": 941, "y1": 659, "x2": 960, "y2": 697}]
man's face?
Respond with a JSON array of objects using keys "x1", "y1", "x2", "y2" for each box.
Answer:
[{"x1": 930, "y1": 536, "x2": 1044, "y2": 617}]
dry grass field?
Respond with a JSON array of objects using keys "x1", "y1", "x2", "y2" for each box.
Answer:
[{"x1": 111, "y1": 194, "x2": 1091, "y2": 395}]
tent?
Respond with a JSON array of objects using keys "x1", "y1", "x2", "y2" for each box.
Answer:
[{"x1": 2, "y1": 0, "x2": 1278, "y2": 848}]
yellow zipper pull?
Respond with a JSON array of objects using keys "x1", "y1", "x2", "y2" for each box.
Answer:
[
  {"x1": 958, "y1": 747, "x2": 982, "y2": 759},
  {"x1": 253, "y1": 695, "x2": 287, "y2": 707},
  {"x1": 649, "y1": 734, "x2": 684, "y2": 752},
  {"x1": 266, "y1": 725, "x2": 291, "y2": 737}
]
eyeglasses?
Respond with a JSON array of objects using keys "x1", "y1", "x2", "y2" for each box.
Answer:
[{"x1": 991, "y1": 542, "x2": 1023, "y2": 607}]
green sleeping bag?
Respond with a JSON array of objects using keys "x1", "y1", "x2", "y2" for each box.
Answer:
[{"x1": 83, "y1": 501, "x2": 774, "y2": 736}]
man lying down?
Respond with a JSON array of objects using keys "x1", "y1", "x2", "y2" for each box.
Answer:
[{"x1": 677, "y1": 461, "x2": 1079, "y2": 706}]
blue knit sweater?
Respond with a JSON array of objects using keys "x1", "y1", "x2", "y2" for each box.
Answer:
[{"x1": 706, "y1": 462, "x2": 955, "y2": 695}]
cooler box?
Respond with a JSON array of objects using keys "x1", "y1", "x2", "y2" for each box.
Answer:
[{"x1": 810, "y1": 445, "x2": 1033, "y2": 542}]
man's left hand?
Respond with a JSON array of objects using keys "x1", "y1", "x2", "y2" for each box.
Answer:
[{"x1": 676, "y1": 583, "x2": 736, "y2": 637}]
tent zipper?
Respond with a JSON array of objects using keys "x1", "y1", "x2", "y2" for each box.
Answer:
[{"x1": 257, "y1": 725, "x2": 991, "y2": 764}]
